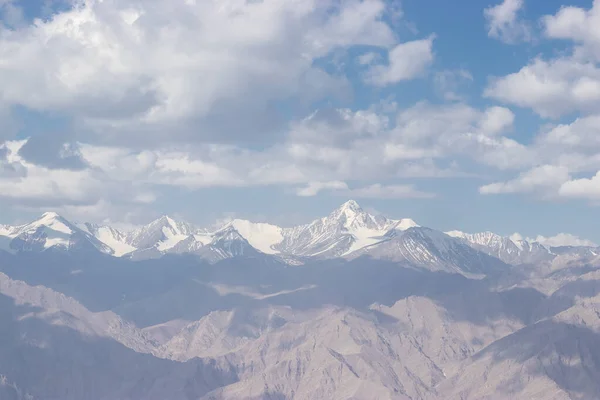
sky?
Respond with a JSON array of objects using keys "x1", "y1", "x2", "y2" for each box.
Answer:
[{"x1": 0, "y1": 0, "x2": 600, "y2": 247}]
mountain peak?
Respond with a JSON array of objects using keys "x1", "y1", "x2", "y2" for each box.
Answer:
[
  {"x1": 29, "y1": 212, "x2": 73, "y2": 233},
  {"x1": 338, "y1": 200, "x2": 362, "y2": 213},
  {"x1": 213, "y1": 225, "x2": 244, "y2": 241},
  {"x1": 330, "y1": 200, "x2": 365, "y2": 222},
  {"x1": 39, "y1": 211, "x2": 64, "y2": 221},
  {"x1": 152, "y1": 215, "x2": 177, "y2": 227}
]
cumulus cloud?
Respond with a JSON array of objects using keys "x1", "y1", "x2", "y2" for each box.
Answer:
[
  {"x1": 485, "y1": 58, "x2": 600, "y2": 118},
  {"x1": 433, "y1": 69, "x2": 473, "y2": 101},
  {"x1": 295, "y1": 181, "x2": 435, "y2": 199},
  {"x1": 17, "y1": 133, "x2": 88, "y2": 171},
  {"x1": 543, "y1": 0, "x2": 600, "y2": 61},
  {"x1": 540, "y1": 116, "x2": 600, "y2": 147},
  {"x1": 0, "y1": 0, "x2": 399, "y2": 145},
  {"x1": 559, "y1": 171, "x2": 600, "y2": 200},
  {"x1": 8, "y1": 0, "x2": 600, "y2": 221},
  {"x1": 348, "y1": 183, "x2": 435, "y2": 199},
  {"x1": 0, "y1": 140, "x2": 156, "y2": 213},
  {"x1": 357, "y1": 52, "x2": 380, "y2": 66},
  {"x1": 484, "y1": 0, "x2": 532, "y2": 44},
  {"x1": 366, "y1": 37, "x2": 435, "y2": 86},
  {"x1": 296, "y1": 181, "x2": 349, "y2": 197},
  {"x1": 479, "y1": 165, "x2": 570, "y2": 195},
  {"x1": 531, "y1": 233, "x2": 597, "y2": 248},
  {"x1": 479, "y1": 107, "x2": 515, "y2": 135},
  {"x1": 510, "y1": 231, "x2": 596, "y2": 247},
  {"x1": 476, "y1": 1, "x2": 600, "y2": 202},
  {"x1": 390, "y1": 102, "x2": 529, "y2": 170}
]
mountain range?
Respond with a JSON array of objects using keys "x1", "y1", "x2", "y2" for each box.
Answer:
[
  {"x1": 1, "y1": 200, "x2": 595, "y2": 271},
  {"x1": 1, "y1": 201, "x2": 600, "y2": 399}
]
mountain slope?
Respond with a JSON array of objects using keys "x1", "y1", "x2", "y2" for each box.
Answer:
[
  {"x1": 350, "y1": 227, "x2": 508, "y2": 276},
  {"x1": 224, "y1": 219, "x2": 283, "y2": 254},
  {"x1": 81, "y1": 223, "x2": 136, "y2": 257},
  {"x1": 126, "y1": 215, "x2": 195, "y2": 251},
  {"x1": 0, "y1": 275, "x2": 236, "y2": 400},
  {"x1": 193, "y1": 225, "x2": 264, "y2": 263},
  {"x1": 447, "y1": 230, "x2": 554, "y2": 265},
  {"x1": 0, "y1": 213, "x2": 113, "y2": 255},
  {"x1": 275, "y1": 200, "x2": 417, "y2": 258}
]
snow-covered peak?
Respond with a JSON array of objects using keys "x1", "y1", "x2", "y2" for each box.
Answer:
[
  {"x1": 225, "y1": 219, "x2": 283, "y2": 254},
  {"x1": 127, "y1": 215, "x2": 195, "y2": 251},
  {"x1": 192, "y1": 225, "x2": 261, "y2": 262},
  {"x1": 0, "y1": 224, "x2": 18, "y2": 237},
  {"x1": 24, "y1": 212, "x2": 75, "y2": 235},
  {"x1": 394, "y1": 218, "x2": 420, "y2": 231},
  {"x1": 446, "y1": 230, "x2": 468, "y2": 239},
  {"x1": 83, "y1": 223, "x2": 135, "y2": 257},
  {"x1": 212, "y1": 225, "x2": 246, "y2": 242},
  {"x1": 145, "y1": 215, "x2": 192, "y2": 234},
  {"x1": 335, "y1": 199, "x2": 362, "y2": 215},
  {"x1": 348, "y1": 226, "x2": 507, "y2": 276},
  {"x1": 445, "y1": 229, "x2": 554, "y2": 265},
  {"x1": 1, "y1": 213, "x2": 114, "y2": 254},
  {"x1": 327, "y1": 200, "x2": 389, "y2": 232}
]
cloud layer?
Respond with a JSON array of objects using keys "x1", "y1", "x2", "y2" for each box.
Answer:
[{"x1": 0, "y1": 0, "x2": 598, "y2": 244}]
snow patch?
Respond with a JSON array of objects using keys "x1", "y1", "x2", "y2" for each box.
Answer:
[
  {"x1": 228, "y1": 219, "x2": 283, "y2": 254},
  {"x1": 94, "y1": 227, "x2": 137, "y2": 256}
]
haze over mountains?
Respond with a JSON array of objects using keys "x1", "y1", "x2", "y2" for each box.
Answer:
[
  {"x1": 1, "y1": 201, "x2": 600, "y2": 399},
  {"x1": 1, "y1": 200, "x2": 593, "y2": 268}
]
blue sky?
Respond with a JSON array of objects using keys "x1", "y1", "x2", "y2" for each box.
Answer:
[{"x1": 1, "y1": 0, "x2": 600, "y2": 246}]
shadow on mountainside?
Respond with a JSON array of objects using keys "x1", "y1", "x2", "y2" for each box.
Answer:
[
  {"x1": 448, "y1": 320, "x2": 600, "y2": 399},
  {"x1": 2, "y1": 251, "x2": 596, "y2": 331},
  {"x1": 0, "y1": 293, "x2": 237, "y2": 400}
]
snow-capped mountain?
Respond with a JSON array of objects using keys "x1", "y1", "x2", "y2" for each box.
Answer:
[
  {"x1": 350, "y1": 227, "x2": 508, "y2": 276},
  {"x1": 80, "y1": 223, "x2": 136, "y2": 257},
  {"x1": 3, "y1": 203, "x2": 600, "y2": 399},
  {"x1": 447, "y1": 230, "x2": 556, "y2": 265},
  {"x1": 0, "y1": 212, "x2": 113, "y2": 255},
  {"x1": 222, "y1": 219, "x2": 283, "y2": 255},
  {"x1": 274, "y1": 200, "x2": 418, "y2": 258},
  {"x1": 126, "y1": 215, "x2": 195, "y2": 251},
  {"x1": 70, "y1": 200, "x2": 421, "y2": 262},
  {"x1": 1, "y1": 202, "x2": 596, "y2": 273},
  {"x1": 191, "y1": 225, "x2": 263, "y2": 263}
]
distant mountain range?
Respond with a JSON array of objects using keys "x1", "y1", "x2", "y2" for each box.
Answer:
[
  {"x1": 2, "y1": 201, "x2": 600, "y2": 399},
  {"x1": 1, "y1": 200, "x2": 597, "y2": 272}
]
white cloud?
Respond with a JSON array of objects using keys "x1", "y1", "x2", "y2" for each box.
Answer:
[
  {"x1": 366, "y1": 37, "x2": 435, "y2": 86},
  {"x1": 530, "y1": 233, "x2": 597, "y2": 248},
  {"x1": 509, "y1": 232, "x2": 524, "y2": 243},
  {"x1": 0, "y1": 140, "x2": 156, "y2": 220},
  {"x1": 357, "y1": 52, "x2": 380, "y2": 66},
  {"x1": 348, "y1": 183, "x2": 435, "y2": 199},
  {"x1": 295, "y1": 181, "x2": 435, "y2": 199},
  {"x1": 0, "y1": 0, "x2": 25, "y2": 28},
  {"x1": 484, "y1": 0, "x2": 532, "y2": 44},
  {"x1": 296, "y1": 181, "x2": 349, "y2": 197},
  {"x1": 478, "y1": 106, "x2": 515, "y2": 135},
  {"x1": 477, "y1": 1, "x2": 600, "y2": 202},
  {"x1": 433, "y1": 69, "x2": 473, "y2": 101},
  {"x1": 543, "y1": 1, "x2": 600, "y2": 61},
  {"x1": 0, "y1": 140, "x2": 101, "y2": 204},
  {"x1": 485, "y1": 58, "x2": 600, "y2": 118},
  {"x1": 538, "y1": 115, "x2": 600, "y2": 150},
  {"x1": 559, "y1": 171, "x2": 600, "y2": 200},
  {"x1": 0, "y1": 96, "x2": 538, "y2": 216},
  {"x1": 510, "y1": 231, "x2": 597, "y2": 247},
  {"x1": 0, "y1": 0, "x2": 397, "y2": 144},
  {"x1": 479, "y1": 165, "x2": 570, "y2": 195},
  {"x1": 390, "y1": 102, "x2": 530, "y2": 170}
]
